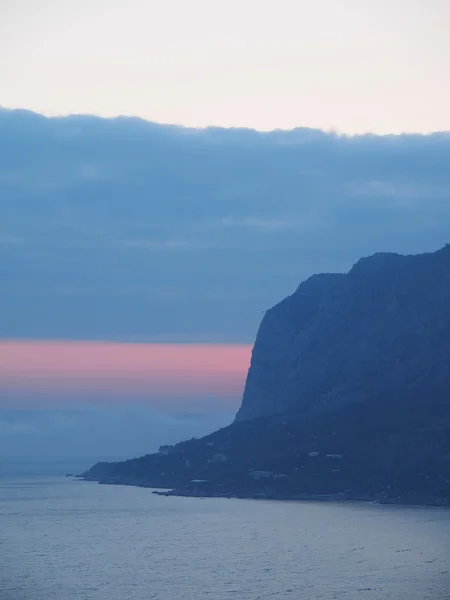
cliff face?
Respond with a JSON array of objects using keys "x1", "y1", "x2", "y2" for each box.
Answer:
[
  {"x1": 235, "y1": 244, "x2": 450, "y2": 422},
  {"x1": 81, "y1": 244, "x2": 450, "y2": 506}
]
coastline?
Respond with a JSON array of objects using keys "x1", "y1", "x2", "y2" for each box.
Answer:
[{"x1": 77, "y1": 477, "x2": 450, "y2": 508}]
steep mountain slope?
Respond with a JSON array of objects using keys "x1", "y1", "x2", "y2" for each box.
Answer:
[
  {"x1": 236, "y1": 244, "x2": 450, "y2": 421},
  {"x1": 81, "y1": 245, "x2": 450, "y2": 505}
]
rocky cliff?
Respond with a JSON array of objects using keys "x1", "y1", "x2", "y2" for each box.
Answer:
[
  {"x1": 235, "y1": 244, "x2": 450, "y2": 422},
  {"x1": 80, "y1": 244, "x2": 450, "y2": 506}
]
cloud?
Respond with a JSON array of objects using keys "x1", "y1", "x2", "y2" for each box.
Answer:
[
  {"x1": 124, "y1": 239, "x2": 192, "y2": 249},
  {"x1": 0, "y1": 234, "x2": 24, "y2": 244},
  {"x1": 219, "y1": 217, "x2": 307, "y2": 231},
  {"x1": 348, "y1": 180, "x2": 450, "y2": 201},
  {"x1": 1, "y1": 109, "x2": 450, "y2": 342}
]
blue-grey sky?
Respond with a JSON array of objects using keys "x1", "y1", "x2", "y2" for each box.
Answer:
[
  {"x1": 1, "y1": 0, "x2": 450, "y2": 134},
  {"x1": 0, "y1": 406, "x2": 233, "y2": 474},
  {"x1": 1, "y1": 109, "x2": 450, "y2": 343}
]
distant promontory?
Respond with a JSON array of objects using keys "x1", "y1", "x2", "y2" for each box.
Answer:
[{"x1": 81, "y1": 245, "x2": 450, "y2": 506}]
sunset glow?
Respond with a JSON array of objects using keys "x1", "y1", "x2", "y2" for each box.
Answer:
[{"x1": 0, "y1": 340, "x2": 252, "y2": 412}]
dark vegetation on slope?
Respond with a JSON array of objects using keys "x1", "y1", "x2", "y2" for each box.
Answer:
[{"x1": 81, "y1": 385, "x2": 450, "y2": 505}]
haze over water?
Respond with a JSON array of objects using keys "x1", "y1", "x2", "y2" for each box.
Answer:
[{"x1": 2, "y1": 476, "x2": 450, "y2": 600}]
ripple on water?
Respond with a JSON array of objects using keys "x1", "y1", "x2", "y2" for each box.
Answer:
[{"x1": 1, "y1": 477, "x2": 450, "y2": 600}]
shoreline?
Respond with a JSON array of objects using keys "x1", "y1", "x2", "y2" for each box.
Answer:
[{"x1": 77, "y1": 477, "x2": 450, "y2": 508}]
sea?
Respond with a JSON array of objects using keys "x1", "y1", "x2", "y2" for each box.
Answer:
[{"x1": 1, "y1": 475, "x2": 450, "y2": 600}]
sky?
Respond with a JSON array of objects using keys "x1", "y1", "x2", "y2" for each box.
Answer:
[
  {"x1": 1, "y1": 0, "x2": 450, "y2": 469},
  {"x1": 0, "y1": 335, "x2": 251, "y2": 468},
  {"x1": 1, "y1": 0, "x2": 450, "y2": 134},
  {"x1": 0, "y1": 340, "x2": 250, "y2": 411}
]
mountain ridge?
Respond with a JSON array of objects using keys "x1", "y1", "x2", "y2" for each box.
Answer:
[
  {"x1": 80, "y1": 244, "x2": 450, "y2": 506},
  {"x1": 235, "y1": 243, "x2": 450, "y2": 422}
]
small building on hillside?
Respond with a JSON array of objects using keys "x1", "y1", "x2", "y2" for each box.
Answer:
[
  {"x1": 249, "y1": 470, "x2": 273, "y2": 479},
  {"x1": 212, "y1": 453, "x2": 229, "y2": 464}
]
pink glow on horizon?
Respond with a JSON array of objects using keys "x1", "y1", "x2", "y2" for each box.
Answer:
[{"x1": 0, "y1": 340, "x2": 252, "y2": 411}]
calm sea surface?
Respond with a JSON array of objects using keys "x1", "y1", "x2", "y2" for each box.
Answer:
[{"x1": 1, "y1": 476, "x2": 450, "y2": 600}]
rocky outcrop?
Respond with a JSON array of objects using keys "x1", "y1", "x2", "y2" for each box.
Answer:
[
  {"x1": 80, "y1": 244, "x2": 450, "y2": 506},
  {"x1": 235, "y1": 244, "x2": 450, "y2": 422}
]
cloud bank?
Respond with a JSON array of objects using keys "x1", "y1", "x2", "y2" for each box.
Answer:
[{"x1": 1, "y1": 108, "x2": 450, "y2": 342}]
